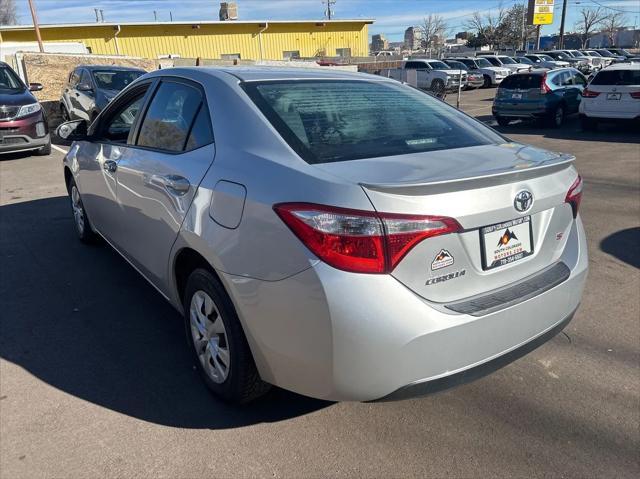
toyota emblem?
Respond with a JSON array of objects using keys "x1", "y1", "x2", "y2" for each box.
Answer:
[{"x1": 514, "y1": 190, "x2": 533, "y2": 213}]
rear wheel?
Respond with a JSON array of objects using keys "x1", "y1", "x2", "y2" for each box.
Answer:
[
  {"x1": 184, "y1": 268, "x2": 270, "y2": 404},
  {"x1": 68, "y1": 179, "x2": 97, "y2": 243},
  {"x1": 496, "y1": 116, "x2": 511, "y2": 127},
  {"x1": 483, "y1": 75, "x2": 492, "y2": 88},
  {"x1": 549, "y1": 104, "x2": 565, "y2": 128}
]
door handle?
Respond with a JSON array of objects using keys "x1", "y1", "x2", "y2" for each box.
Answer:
[
  {"x1": 152, "y1": 174, "x2": 190, "y2": 196},
  {"x1": 103, "y1": 160, "x2": 117, "y2": 173}
]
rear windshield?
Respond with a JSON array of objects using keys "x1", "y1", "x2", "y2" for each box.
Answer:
[
  {"x1": 92, "y1": 70, "x2": 144, "y2": 90},
  {"x1": 591, "y1": 69, "x2": 640, "y2": 86},
  {"x1": 499, "y1": 74, "x2": 542, "y2": 90},
  {"x1": 243, "y1": 80, "x2": 503, "y2": 164}
]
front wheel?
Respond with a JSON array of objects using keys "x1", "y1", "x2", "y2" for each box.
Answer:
[
  {"x1": 184, "y1": 268, "x2": 270, "y2": 404},
  {"x1": 549, "y1": 104, "x2": 565, "y2": 128},
  {"x1": 483, "y1": 75, "x2": 492, "y2": 88}
]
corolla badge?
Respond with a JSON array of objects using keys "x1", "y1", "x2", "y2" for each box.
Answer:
[{"x1": 514, "y1": 190, "x2": 533, "y2": 213}]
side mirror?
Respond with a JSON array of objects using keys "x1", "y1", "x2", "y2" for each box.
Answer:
[
  {"x1": 29, "y1": 82, "x2": 43, "y2": 92},
  {"x1": 77, "y1": 83, "x2": 93, "y2": 93},
  {"x1": 56, "y1": 120, "x2": 89, "y2": 141}
]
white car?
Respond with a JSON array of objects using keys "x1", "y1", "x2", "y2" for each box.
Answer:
[
  {"x1": 383, "y1": 59, "x2": 467, "y2": 92},
  {"x1": 478, "y1": 55, "x2": 530, "y2": 74},
  {"x1": 524, "y1": 54, "x2": 570, "y2": 70},
  {"x1": 579, "y1": 63, "x2": 640, "y2": 129},
  {"x1": 580, "y1": 50, "x2": 612, "y2": 68},
  {"x1": 451, "y1": 57, "x2": 510, "y2": 87}
]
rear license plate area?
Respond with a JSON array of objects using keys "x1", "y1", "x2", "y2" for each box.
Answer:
[
  {"x1": 480, "y1": 216, "x2": 534, "y2": 270},
  {"x1": 511, "y1": 93, "x2": 522, "y2": 99},
  {"x1": 607, "y1": 93, "x2": 621, "y2": 100}
]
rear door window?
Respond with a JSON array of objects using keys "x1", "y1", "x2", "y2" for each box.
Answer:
[
  {"x1": 591, "y1": 69, "x2": 640, "y2": 86},
  {"x1": 243, "y1": 80, "x2": 504, "y2": 164},
  {"x1": 136, "y1": 81, "x2": 204, "y2": 152},
  {"x1": 499, "y1": 74, "x2": 542, "y2": 90}
]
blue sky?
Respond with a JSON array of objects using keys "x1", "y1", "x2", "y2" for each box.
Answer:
[{"x1": 14, "y1": 0, "x2": 640, "y2": 41}]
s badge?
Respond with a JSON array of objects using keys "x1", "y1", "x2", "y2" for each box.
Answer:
[{"x1": 431, "y1": 249, "x2": 454, "y2": 271}]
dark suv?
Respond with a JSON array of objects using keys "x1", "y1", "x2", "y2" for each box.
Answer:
[
  {"x1": 0, "y1": 61, "x2": 50, "y2": 156},
  {"x1": 60, "y1": 65, "x2": 145, "y2": 123}
]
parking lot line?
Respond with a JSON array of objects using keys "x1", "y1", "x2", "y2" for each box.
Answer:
[{"x1": 51, "y1": 144, "x2": 68, "y2": 154}]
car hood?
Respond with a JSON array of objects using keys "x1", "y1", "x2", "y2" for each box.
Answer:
[
  {"x1": 0, "y1": 88, "x2": 34, "y2": 106},
  {"x1": 312, "y1": 143, "x2": 574, "y2": 187},
  {"x1": 484, "y1": 66, "x2": 509, "y2": 74}
]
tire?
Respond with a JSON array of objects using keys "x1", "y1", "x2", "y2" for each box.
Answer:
[
  {"x1": 483, "y1": 75, "x2": 492, "y2": 88},
  {"x1": 581, "y1": 116, "x2": 597, "y2": 131},
  {"x1": 68, "y1": 178, "x2": 98, "y2": 244},
  {"x1": 549, "y1": 104, "x2": 565, "y2": 128},
  {"x1": 184, "y1": 268, "x2": 270, "y2": 404},
  {"x1": 36, "y1": 140, "x2": 51, "y2": 156},
  {"x1": 496, "y1": 116, "x2": 511, "y2": 127}
]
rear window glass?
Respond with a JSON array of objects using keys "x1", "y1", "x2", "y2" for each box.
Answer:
[
  {"x1": 499, "y1": 74, "x2": 542, "y2": 89},
  {"x1": 591, "y1": 69, "x2": 640, "y2": 86},
  {"x1": 243, "y1": 80, "x2": 503, "y2": 164},
  {"x1": 93, "y1": 70, "x2": 144, "y2": 91}
]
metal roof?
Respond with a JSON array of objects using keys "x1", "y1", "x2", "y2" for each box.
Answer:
[{"x1": 0, "y1": 19, "x2": 374, "y2": 31}]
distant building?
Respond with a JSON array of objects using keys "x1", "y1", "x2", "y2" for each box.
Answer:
[
  {"x1": 371, "y1": 34, "x2": 389, "y2": 52},
  {"x1": 588, "y1": 28, "x2": 640, "y2": 48},
  {"x1": 219, "y1": 2, "x2": 238, "y2": 21},
  {"x1": 404, "y1": 26, "x2": 422, "y2": 50}
]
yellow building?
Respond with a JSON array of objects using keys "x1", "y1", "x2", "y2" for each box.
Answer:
[{"x1": 0, "y1": 19, "x2": 372, "y2": 61}]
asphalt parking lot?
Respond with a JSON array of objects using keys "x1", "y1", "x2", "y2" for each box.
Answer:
[{"x1": 1, "y1": 87, "x2": 638, "y2": 478}]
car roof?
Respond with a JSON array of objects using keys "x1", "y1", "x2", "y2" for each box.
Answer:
[
  {"x1": 76, "y1": 65, "x2": 146, "y2": 72},
  {"x1": 163, "y1": 66, "x2": 384, "y2": 83},
  {"x1": 600, "y1": 62, "x2": 640, "y2": 71}
]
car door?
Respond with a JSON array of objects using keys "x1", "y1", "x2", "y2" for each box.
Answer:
[
  {"x1": 560, "y1": 71, "x2": 583, "y2": 113},
  {"x1": 110, "y1": 77, "x2": 216, "y2": 293},
  {"x1": 75, "y1": 69, "x2": 96, "y2": 121},
  {"x1": 570, "y1": 71, "x2": 587, "y2": 112},
  {"x1": 64, "y1": 69, "x2": 81, "y2": 118},
  {"x1": 75, "y1": 81, "x2": 153, "y2": 244}
]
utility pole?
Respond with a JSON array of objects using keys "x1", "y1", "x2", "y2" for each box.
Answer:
[
  {"x1": 323, "y1": 0, "x2": 336, "y2": 20},
  {"x1": 100, "y1": 9, "x2": 105, "y2": 22},
  {"x1": 170, "y1": 11, "x2": 173, "y2": 22},
  {"x1": 153, "y1": 10, "x2": 158, "y2": 22},
  {"x1": 94, "y1": 8, "x2": 100, "y2": 22},
  {"x1": 558, "y1": 0, "x2": 568, "y2": 49},
  {"x1": 27, "y1": 0, "x2": 44, "y2": 53}
]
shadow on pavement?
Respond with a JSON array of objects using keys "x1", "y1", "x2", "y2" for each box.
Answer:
[
  {"x1": 600, "y1": 227, "x2": 640, "y2": 269},
  {"x1": 0, "y1": 196, "x2": 332, "y2": 429}
]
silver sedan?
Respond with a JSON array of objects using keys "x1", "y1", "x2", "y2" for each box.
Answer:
[{"x1": 58, "y1": 67, "x2": 588, "y2": 403}]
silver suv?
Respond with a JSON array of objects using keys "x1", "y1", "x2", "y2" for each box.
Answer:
[{"x1": 58, "y1": 67, "x2": 588, "y2": 403}]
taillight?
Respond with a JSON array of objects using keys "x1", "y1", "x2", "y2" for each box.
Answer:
[
  {"x1": 540, "y1": 74, "x2": 551, "y2": 94},
  {"x1": 565, "y1": 175, "x2": 583, "y2": 219},
  {"x1": 630, "y1": 91, "x2": 640, "y2": 99},
  {"x1": 273, "y1": 203, "x2": 461, "y2": 274},
  {"x1": 582, "y1": 88, "x2": 600, "y2": 98}
]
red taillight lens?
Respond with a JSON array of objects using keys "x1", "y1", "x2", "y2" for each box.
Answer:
[
  {"x1": 565, "y1": 175, "x2": 583, "y2": 219},
  {"x1": 630, "y1": 91, "x2": 640, "y2": 99},
  {"x1": 274, "y1": 203, "x2": 461, "y2": 274},
  {"x1": 540, "y1": 74, "x2": 551, "y2": 94},
  {"x1": 581, "y1": 88, "x2": 600, "y2": 98}
]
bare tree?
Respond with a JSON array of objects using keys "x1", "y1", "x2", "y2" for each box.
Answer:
[
  {"x1": 420, "y1": 14, "x2": 447, "y2": 53},
  {"x1": 464, "y1": 5, "x2": 507, "y2": 49},
  {"x1": 0, "y1": 0, "x2": 18, "y2": 26},
  {"x1": 599, "y1": 12, "x2": 628, "y2": 47},
  {"x1": 574, "y1": 8, "x2": 607, "y2": 48}
]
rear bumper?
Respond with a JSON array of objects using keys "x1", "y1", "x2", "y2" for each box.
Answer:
[
  {"x1": 579, "y1": 109, "x2": 640, "y2": 120},
  {"x1": 492, "y1": 103, "x2": 551, "y2": 118},
  {"x1": 373, "y1": 306, "x2": 576, "y2": 401},
  {"x1": 224, "y1": 216, "x2": 588, "y2": 402}
]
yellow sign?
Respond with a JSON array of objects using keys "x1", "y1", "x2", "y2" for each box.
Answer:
[{"x1": 530, "y1": 0, "x2": 555, "y2": 25}]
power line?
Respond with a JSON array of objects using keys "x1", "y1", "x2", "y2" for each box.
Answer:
[{"x1": 582, "y1": 0, "x2": 640, "y2": 13}]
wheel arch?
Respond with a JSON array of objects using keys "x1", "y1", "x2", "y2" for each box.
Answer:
[
  {"x1": 173, "y1": 247, "x2": 221, "y2": 308},
  {"x1": 63, "y1": 166, "x2": 73, "y2": 193}
]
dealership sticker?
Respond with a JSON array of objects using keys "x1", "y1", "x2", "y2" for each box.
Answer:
[{"x1": 431, "y1": 249, "x2": 454, "y2": 271}]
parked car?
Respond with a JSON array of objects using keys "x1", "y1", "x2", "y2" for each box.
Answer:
[
  {"x1": 593, "y1": 49, "x2": 626, "y2": 64},
  {"x1": 523, "y1": 54, "x2": 569, "y2": 70},
  {"x1": 381, "y1": 59, "x2": 467, "y2": 93},
  {"x1": 57, "y1": 67, "x2": 588, "y2": 403},
  {"x1": 492, "y1": 68, "x2": 587, "y2": 127},
  {"x1": 513, "y1": 56, "x2": 535, "y2": 67},
  {"x1": 580, "y1": 50, "x2": 613, "y2": 68},
  {"x1": 607, "y1": 48, "x2": 633, "y2": 59},
  {"x1": 60, "y1": 65, "x2": 146, "y2": 123},
  {"x1": 543, "y1": 51, "x2": 591, "y2": 74},
  {"x1": 443, "y1": 59, "x2": 484, "y2": 89},
  {"x1": 476, "y1": 54, "x2": 530, "y2": 74},
  {"x1": 0, "y1": 61, "x2": 50, "y2": 156},
  {"x1": 564, "y1": 50, "x2": 604, "y2": 71},
  {"x1": 579, "y1": 63, "x2": 640, "y2": 129},
  {"x1": 449, "y1": 57, "x2": 510, "y2": 87}
]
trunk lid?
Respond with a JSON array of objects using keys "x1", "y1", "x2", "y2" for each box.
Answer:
[{"x1": 314, "y1": 143, "x2": 577, "y2": 303}]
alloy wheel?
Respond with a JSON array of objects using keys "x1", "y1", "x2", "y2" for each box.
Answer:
[
  {"x1": 190, "y1": 290, "x2": 230, "y2": 384},
  {"x1": 70, "y1": 186, "x2": 85, "y2": 236}
]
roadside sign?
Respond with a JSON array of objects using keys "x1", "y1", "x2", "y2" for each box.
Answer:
[{"x1": 527, "y1": 0, "x2": 555, "y2": 25}]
